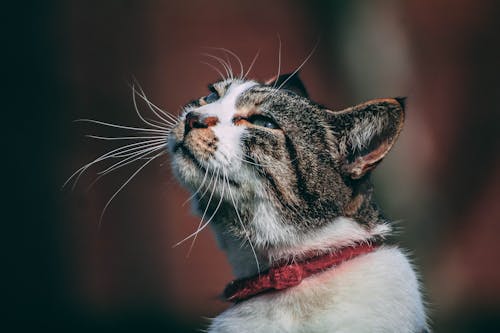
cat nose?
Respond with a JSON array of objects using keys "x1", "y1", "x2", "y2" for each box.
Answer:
[{"x1": 185, "y1": 112, "x2": 219, "y2": 134}]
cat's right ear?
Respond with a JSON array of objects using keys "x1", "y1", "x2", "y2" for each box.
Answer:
[
  {"x1": 326, "y1": 98, "x2": 406, "y2": 179},
  {"x1": 265, "y1": 73, "x2": 309, "y2": 98}
]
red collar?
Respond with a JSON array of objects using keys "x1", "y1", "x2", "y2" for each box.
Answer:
[{"x1": 223, "y1": 243, "x2": 378, "y2": 303}]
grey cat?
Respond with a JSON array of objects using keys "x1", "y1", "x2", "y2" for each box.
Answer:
[
  {"x1": 69, "y1": 65, "x2": 428, "y2": 332},
  {"x1": 168, "y1": 73, "x2": 428, "y2": 333}
]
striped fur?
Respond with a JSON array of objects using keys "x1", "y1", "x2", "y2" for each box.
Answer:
[{"x1": 168, "y1": 75, "x2": 427, "y2": 332}]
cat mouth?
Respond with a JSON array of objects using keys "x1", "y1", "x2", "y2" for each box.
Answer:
[{"x1": 173, "y1": 141, "x2": 241, "y2": 188}]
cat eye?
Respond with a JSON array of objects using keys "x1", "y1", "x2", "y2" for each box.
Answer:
[
  {"x1": 247, "y1": 114, "x2": 280, "y2": 129},
  {"x1": 204, "y1": 91, "x2": 219, "y2": 104}
]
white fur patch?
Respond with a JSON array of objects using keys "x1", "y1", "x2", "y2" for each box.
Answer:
[
  {"x1": 188, "y1": 81, "x2": 257, "y2": 173},
  {"x1": 348, "y1": 114, "x2": 387, "y2": 153},
  {"x1": 251, "y1": 200, "x2": 296, "y2": 249}
]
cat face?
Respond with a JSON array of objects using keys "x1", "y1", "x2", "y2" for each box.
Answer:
[{"x1": 169, "y1": 74, "x2": 405, "y2": 249}]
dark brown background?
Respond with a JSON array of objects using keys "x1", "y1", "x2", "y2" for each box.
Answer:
[{"x1": 6, "y1": 0, "x2": 500, "y2": 332}]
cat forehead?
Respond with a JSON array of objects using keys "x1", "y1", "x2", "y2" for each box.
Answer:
[
  {"x1": 214, "y1": 79, "x2": 297, "y2": 107},
  {"x1": 205, "y1": 79, "x2": 264, "y2": 112},
  {"x1": 222, "y1": 80, "x2": 259, "y2": 102},
  {"x1": 210, "y1": 79, "x2": 258, "y2": 98},
  {"x1": 190, "y1": 78, "x2": 311, "y2": 118}
]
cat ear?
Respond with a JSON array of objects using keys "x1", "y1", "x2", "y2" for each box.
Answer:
[
  {"x1": 265, "y1": 72, "x2": 309, "y2": 98},
  {"x1": 327, "y1": 97, "x2": 406, "y2": 179}
]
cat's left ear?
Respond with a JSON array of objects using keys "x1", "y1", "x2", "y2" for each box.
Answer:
[
  {"x1": 327, "y1": 98, "x2": 406, "y2": 179},
  {"x1": 265, "y1": 72, "x2": 309, "y2": 98}
]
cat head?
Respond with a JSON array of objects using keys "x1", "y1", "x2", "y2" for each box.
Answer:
[{"x1": 169, "y1": 74, "x2": 405, "y2": 249}]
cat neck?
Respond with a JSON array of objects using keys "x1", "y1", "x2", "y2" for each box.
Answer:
[{"x1": 210, "y1": 200, "x2": 391, "y2": 279}]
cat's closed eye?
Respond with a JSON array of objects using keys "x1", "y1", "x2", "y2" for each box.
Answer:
[{"x1": 246, "y1": 114, "x2": 279, "y2": 129}]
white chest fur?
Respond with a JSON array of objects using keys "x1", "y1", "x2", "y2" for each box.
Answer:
[{"x1": 208, "y1": 246, "x2": 427, "y2": 333}]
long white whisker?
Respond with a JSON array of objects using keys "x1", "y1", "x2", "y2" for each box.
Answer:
[
  {"x1": 244, "y1": 49, "x2": 260, "y2": 80},
  {"x1": 85, "y1": 146, "x2": 163, "y2": 191},
  {"x1": 98, "y1": 151, "x2": 164, "y2": 228},
  {"x1": 201, "y1": 61, "x2": 226, "y2": 81},
  {"x1": 182, "y1": 164, "x2": 211, "y2": 207},
  {"x1": 107, "y1": 141, "x2": 165, "y2": 158},
  {"x1": 132, "y1": 81, "x2": 178, "y2": 124},
  {"x1": 86, "y1": 134, "x2": 167, "y2": 141},
  {"x1": 174, "y1": 167, "x2": 221, "y2": 248},
  {"x1": 92, "y1": 140, "x2": 164, "y2": 159},
  {"x1": 272, "y1": 34, "x2": 282, "y2": 89},
  {"x1": 97, "y1": 144, "x2": 164, "y2": 175},
  {"x1": 131, "y1": 84, "x2": 170, "y2": 130},
  {"x1": 224, "y1": 171, "x2": 260, "y2": 274},
  {"x1": 213, "y1": 47, "x2": 244, "y2": 79},
  {"x1": 175, "y1": 169, "x2": 219, "y2": 249},
  {"x1": 203, "y1": 53, "x2": 232, "y2": 80},
  {"x1": 134, "y1": 91, "x2": 177, "y2": 126},
  {"x1": 186, "y1": 168, "x2": 220, "y2": 257},
  {"x1": 131, "y1": 76, "x2": 179, "y2": 123},
  {"x1": 221, "y1": 51, "x2": 234, "y2": 80},
  {"x1": 196, "y1": 165, "x2": 219, "y2": 203},
  {"x1": 186, "y1": 169, "x2": 226, "y2": 255},
  {"x1": 276, "y1": 40, "x2": 319, "y2": 91},
  {"x1": 145, "y1": 118, "x2": 172, "y2": 128},
  {"x1": 74, "y1": 119, "x2": 169, "y2": 134},
  {"x1": 63, "y1": 139, "x2": 165, "y2": 189}
]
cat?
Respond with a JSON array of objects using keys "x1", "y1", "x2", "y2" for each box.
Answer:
[{"x1": 168, "y1": 72, "x2": 429, "y2": 333}]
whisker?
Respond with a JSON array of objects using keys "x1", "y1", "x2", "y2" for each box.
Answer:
[
  {"x1": 85, "y1": 147, "x2": 163, "y2": 191},
  {"x1": 182, "y1": 164, "x2": 211, "y2": 207},
  {"x1": 272, "y1": 34, "x2": 282, "y2": 89},
  {"x1": 224, "y1": 171, "x2": 261, "y2": 274},
  {"x1": 243, "y1": 49, "x2": 260, "y2": 80},
  {"x1": 174, "y1": 167, "x2": 222, "y2": 249},
  {"x1": 131, "y1": 84, "x2": 170, "y2": 130},
  {"x1": 186, "y1": 169, "x2": 226, "y2": 255},
  {"x1": 186, "y1": 168, "x2": 221, "y2": 257},
  {"x1": 175, "y1": 169, "x2": 219, "y2": 249},
  {"x1": 212, "y1": 47, "x2": 244, "y2": 79},
  {"x1": 98, "y1": 151, "x2": 164, "y2": 228},
  {"x1": 275, "y1": 40, "x2": 319, "y2": 91},
  {"x1": 64, "y1": 139, "x2": 165, "y2": 189},
  {"x1": 223, "y1": 52, "x2": 234, "y2": 80},
  {"x1": 85, "y1": 134, "x2": 167, "y2": 141},
  {"x1": 201, "y1": 61, "x2": 226, "y2": 81},
  {"x1": 74, "y1": 119, "x2": 169, "y2": 134},
  {"x1": 132, "y1": 81, "x2": 178, "y2": 124},
  {"x1": 202, "y1": 53, "x2": 232, "y2": 80},
  {"x1": 145, "y1": 117, "x2": 172, "y2": 128},
  {"x1": 107, "y1": 140, "x2": 165, "y2": 158},
  {"x1": 97, "y1": 144, "x2": 164, "y2": 176}
]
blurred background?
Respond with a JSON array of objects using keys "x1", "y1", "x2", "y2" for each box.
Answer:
[{"x1": 6, "y1": 0, "x2": 500, "y2": 332}]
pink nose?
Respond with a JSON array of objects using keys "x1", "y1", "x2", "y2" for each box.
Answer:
[{"x1": 185, "y1": 112, "x2": 219, "y2": 133}]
